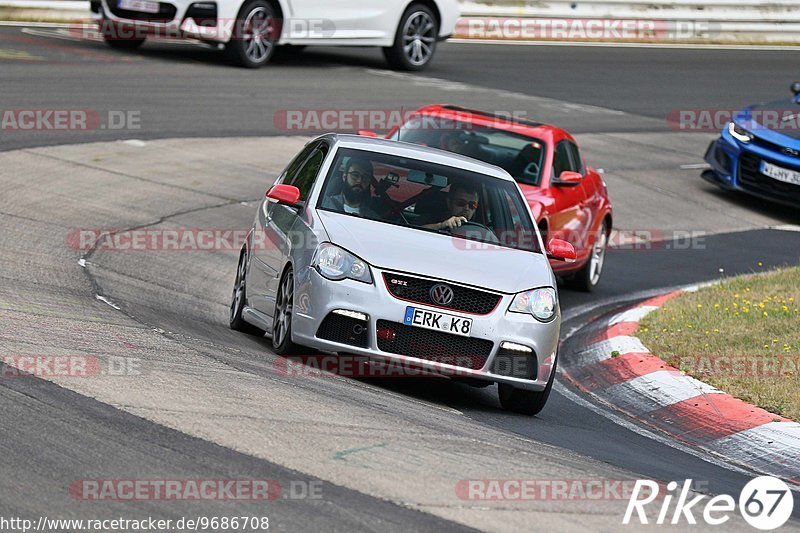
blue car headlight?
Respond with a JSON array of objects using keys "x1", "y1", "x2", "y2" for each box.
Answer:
[
  {"x1": 728, "y1": 122, "x2": 754, "y2": 143},
  {"x1": 313, "y1": 243, "x2": 373, "y2": 284},
  {"x1": 509, "y1": 287, "x2": 557, "y2": 322}
]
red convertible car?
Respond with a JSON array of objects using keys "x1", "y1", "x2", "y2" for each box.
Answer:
[{"x1": 361, "y1": 104, "x2": 613, "y2": 291}]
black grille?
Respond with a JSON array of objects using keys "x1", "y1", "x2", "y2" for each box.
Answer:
[
  {"x1": 738, "y1": 152, "x2": 800, "y2": 203},
  {"x1": 106, "y1": 0, "x2": 177, "y2": 22},
  {"x1": 184, "y1": 2, "x2": 217, "y2": 26},
  {"x1": 383, "y1": 273, "x2": 501, "y2": 315},
  {"x1": 376, "y1": 320, "x2": 493, "y2": 369},
  {"x1": 751, "y1": 133, "x2": 800, "y2": 154},
  {"x1": 490, "y1": 346, "x2": 537, "y2": 380},
  {"x1": 316, "y1": 312, "x2": 368, "y2": 348}
]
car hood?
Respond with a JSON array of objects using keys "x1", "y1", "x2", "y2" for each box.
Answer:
[
  {"x1": 738, "y1": 99, "x2": 800, "y2": 142},
  {"x1": 317, "y1": 211, "x2": 553, "y2": 294}
]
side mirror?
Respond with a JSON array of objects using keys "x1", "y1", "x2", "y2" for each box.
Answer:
[
  {"x1": 791, "y1": 81, "x2": 800, "y2": 96},
  {"x1": 358, "y1": 130, "x2": 379, "y2": 137},
  {"x1": 546, "y1": 238, "x2": 576, "y2": 262},
  {"x1": 554, "y1": 170, "x2": 583, "y2": 185},
  {"x1": 266, "y1": 184, "x2": 301, "y2": 207}
]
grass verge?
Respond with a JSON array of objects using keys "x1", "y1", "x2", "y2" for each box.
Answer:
[{"x1": 638, "y1": 266, "x2": 800, "y2": 421}]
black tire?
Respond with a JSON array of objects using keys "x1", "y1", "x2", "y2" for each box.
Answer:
[
  {"x1": 230, "y1": 246, "x2": 266, "y2": 335},
  {"x1": 383, "y1": 3, "x2": 438, "y2": 71},
  {"x1": 567, "y1": 220, "x2": 609, "y2": 293},
  {"x1": 101, "y1": 19, "x2": 146, "y2": 50},
  {"x1": 272, "y1": 267, "x2": 302, "y2": 355},
  {"x1": 498, "y1": 356, "x2": 557, "y2": 416},
  {"x1": 226, "y1": 0, "x2": 279, "y2": 68}
]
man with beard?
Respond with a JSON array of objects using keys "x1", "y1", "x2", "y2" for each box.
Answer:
[{"x1": 323, "y1": 157, "x2": 379, "y2": 218}]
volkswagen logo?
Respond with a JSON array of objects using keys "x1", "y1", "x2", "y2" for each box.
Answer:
[
  {"x1": 783, "y1": 147, "x2": 799, "y2": 157},
  {"x1": 429, "y1": 284, "x2": 454, "y2": 306}
]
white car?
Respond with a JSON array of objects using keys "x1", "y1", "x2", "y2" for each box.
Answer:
[
  {"x1": 229, "y1": 134, "x2": 577, "y2": 415},
  {"x1": 91, "y1": 0, "x2": 459, "y2": 69}
]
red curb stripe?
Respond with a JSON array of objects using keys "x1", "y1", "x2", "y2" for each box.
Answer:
[
  {"x1": 639, "y1": 290, "x2": 683, "y2": 308},
  {"x1": 579, "y1": 352, "x2": 674, "y2": 391},
  {"x1": 595, "y1": 321, "x2": 639, "y2": 342},
  {"x1": 646, "y1": 394, "x2": 791, "y2": 444}
]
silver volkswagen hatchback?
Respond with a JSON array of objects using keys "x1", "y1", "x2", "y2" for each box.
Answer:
[{"x1": 230, "y1": 134, "x2": 576, "y2": 415}]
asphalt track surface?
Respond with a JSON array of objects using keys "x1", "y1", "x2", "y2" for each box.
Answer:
[{"x1": 2, "y1": 26, "x2": 800, "y2": 530}]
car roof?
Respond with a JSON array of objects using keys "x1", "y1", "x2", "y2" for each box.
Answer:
[
  {"x1": 410, "y1": 104, "x2": 572, "y2": 141},
  {"x1": 320, "y1": 133, "x2": 515, "y2": 182}
]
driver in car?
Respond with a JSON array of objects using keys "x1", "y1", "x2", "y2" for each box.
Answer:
[
  {"x1": 420, "y1": 180, "x2": 480, "y2": 231},
  {"x1": 322, "y1": 157, "x2": 379, "y2": 218}
]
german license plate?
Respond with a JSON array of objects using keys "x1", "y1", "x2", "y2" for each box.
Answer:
[
  {"x1": 118, "y1": 0, "x2": 159, "y2": 13},
  {"x1": 760, "y1": 160, "x2": 800, "y2": 186},
  {"x1": 403, "y1": 306, "x2": 472, "y2": 337}
]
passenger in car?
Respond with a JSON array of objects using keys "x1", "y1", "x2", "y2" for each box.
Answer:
[{"x1": 322, "y1": 158, "x2": 380, "y2": 218}]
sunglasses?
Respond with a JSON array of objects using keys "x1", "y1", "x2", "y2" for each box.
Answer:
[{"x1": 453, "y1": 199, "x2": 479, "y2": 209}]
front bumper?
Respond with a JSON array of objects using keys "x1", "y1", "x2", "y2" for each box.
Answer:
[
  {"x1": 290, "y1": 265, "x2": 560, "y2": 391},
  {"x1": 704, "y1": 129, "x2": 800, "y2": 208},
  {"x1": 94, "y1": 0, "x2": 237, "y2": 43}
]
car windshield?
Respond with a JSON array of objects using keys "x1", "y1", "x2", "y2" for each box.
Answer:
[
  {"x1": 392, "y1": 116, "x2": 547, "y2": 186},
  {"x1": 317, "y1": 147, "x2": 541, "y2": 253}
]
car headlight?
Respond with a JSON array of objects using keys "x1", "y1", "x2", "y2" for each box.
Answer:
[
  {"x1": 313, "y1": 243, "x2": 373, "y2": 284},
  {"x1": 728, "y1": 122, "x2": 753, "y2": 143},
  {"x1": 509, "y1": 287, "x2": 557, "y2": 322}
]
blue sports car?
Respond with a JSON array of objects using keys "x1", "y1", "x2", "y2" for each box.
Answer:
[{"x1": 703, "y1": 82, "x2": 800, "y2": 207}]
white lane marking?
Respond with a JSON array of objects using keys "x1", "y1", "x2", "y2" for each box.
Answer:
[
  {"x1": 0, "y1": 21, "x2": 75, "y2": 28},
  {"x1": 95, "y1": 294, "x2": 120, "y2": 310},
  {"x1": 21, "y1": 26, "x2": 87, "y2": 42},
  {"x1": 680, "y1": 163, "x2": 711, "y2": 169},
  {"x1": 604, "y1": 370, "x2": 723, "y2": 409},
  {"x1": 447, "y1": 38, "x2": 800, "y2": 52},
  {"x1": 773, "y1": 224, "x2": 800, "y2": 232},
  {"x1": 122, "y1": 139, "x2": 147, "y2": 147},
  {"x1": 78, "y1": 258, "x2": 87, "y2": 268},
  {"x1": 0, "y1": 0, "x2": 87, "y2": 8},
  {"x1": 553, "y1": 381, "x2": 755, "y2": 477},
  {"x1": 609, "y1": 305, "x2": 658, "y2": 325},
  {"x1": 365, "y1": 69, "x2": 627, "y2": 116}
]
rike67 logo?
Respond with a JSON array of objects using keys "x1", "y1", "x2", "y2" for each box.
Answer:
[{"x1": 624, "y1": 477, "x2": 795, "y2": 530}]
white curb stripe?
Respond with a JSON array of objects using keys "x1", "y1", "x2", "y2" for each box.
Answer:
[
  {"x1": 713, "y1": 422, "x2": 800, "y2": 480},
  {"x1": 604, "y1": 370, "x2": 724, "y2": 412},
  {"x1": 609, "y1": 305, "x2": 658, "y2": 325},
  {"x1": 573, "y1": 335, "x2": 649, "y2": 364}
]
